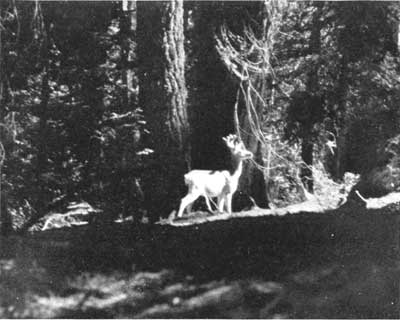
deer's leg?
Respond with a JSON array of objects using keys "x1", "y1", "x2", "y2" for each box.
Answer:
[
  {"x1": 203, "y1": 194, "x2": 214, "y2": 213},
  {"x1": 217, "y1": 196, "x2": 225, "y2": 213},
  {"x1": 177, "y1": 192, "x2": 200, "y2": 218},
  {"x1": 186, "y1": 202, "x2": 193, "y2": 213},
  {"x1": 226, "y1": 193, "x2": 233, "y2": 214}
]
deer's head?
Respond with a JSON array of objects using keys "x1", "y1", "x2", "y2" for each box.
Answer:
[{"x1": 222, "y1": 134, "x2": 253, "y2": 160}]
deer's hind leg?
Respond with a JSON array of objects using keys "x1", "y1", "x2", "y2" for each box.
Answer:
[
  {"x1": 217, "y1": 195, "x2": 225, "y2": 213},
  {"x1": 202, "y1": 194, "x2": 213, "y2": 213},
  {"x1": 226, "y1": 193, "x2": 233, "y2": 214}
]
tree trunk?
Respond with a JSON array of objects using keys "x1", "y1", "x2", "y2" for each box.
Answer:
[
  {"x1": 0, "y1": 9, "x2": 3, "y2": 122},
  {"x1": 0, "y1": 10, "x2": 10, "y2": 235},
  {"x1": 236, "y1": 2, "x2": 273, "y2": 208},
  {"x1": 300, "y1": 139, "x2": 314, "y2": 191},
  {"x1": 120, "y1": 0, "x2": 138, "y2": 218},
  {"x1": 300, "y1": 3, "x2": 322, "y2": 192},
  {"x1": 137, "y1": 0, "x2": 190, "y2": 221},
  {"x1": 35, "y1": 16, "x2": 51, "y2": 218},
  {"x1": 330, "y1": 55, "x2": 349, "y2": 180},
  {"x1": 239, "y1": 80, "x2": 269, "y2": 208},
  {"x1": 240, "y1": 133, "x2": 269, "y2": 208},
  {"x1": 0, "y1": 191, "x2": 11, "y2": 236},
  {"x1": 36, "y1": 68, "x2": 50, "y2": 216},
  {"x1": 190, "y1": 2, "x2": 269, "y2": 208},
  {"x1": 189, "y1": 2, "x2": 236, "y2": 171},
  {"x1": 121, "y1": 0, "x2": 136, "y2": 109}
]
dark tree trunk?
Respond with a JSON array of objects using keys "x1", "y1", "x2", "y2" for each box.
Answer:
[
  {"x1": 35, "y1": 15, "x2": 51, "y2": 218},
  {"x1": 137, "y1": 0, "x2": 190, "y2": 221},
  {"x1": 240, "y1": 134, "x2": 269, "y2": 208},
  {"x1": 0, "y1": 10, "x2": 3, "y2": 122},
  {"x1": 190, "y1": 2, "x2": 268, "y2": 208},
  {"x1": 36, "y1": 67, "x2": 50, "y2": 216},
  {"x1": 239, "y1": 79, "x2": 269, "y2": 208},
  {"x1": 189, "y1": 3, "x2": 236, "y2": 171},
  {"x1": 330, "y1": 55, "x2": 349, "y2": 180},
  {"x1": 300, "y1": 139, "x2": 314, "y2": 192},
  {"x1": 236, "y1": 2, "x2": 269, "y2": 208},
  {"x1": 0, "y1": 191, "x2": 11, "y2": 236},
  {"x1": 0, "y1": 12, "x2": 10, "y2": 235},
  {"x1": 301, "y1": 3, "x2": 322, "y2": 193}
]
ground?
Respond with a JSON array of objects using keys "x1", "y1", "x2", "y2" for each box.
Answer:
[{"x1": 0, "y1": 203, "x2": 398, "y2": 318}]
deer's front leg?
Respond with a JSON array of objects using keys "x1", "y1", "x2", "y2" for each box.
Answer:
[{"x1": 177, "y1": 192, "x2": 200, "y2": 218}]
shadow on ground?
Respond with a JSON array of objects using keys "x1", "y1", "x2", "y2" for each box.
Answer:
[{"x1": 0, "y1": 206, "x2": 399, "y2": 318}]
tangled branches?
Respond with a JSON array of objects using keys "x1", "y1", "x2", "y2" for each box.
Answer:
[
  {"x1": 216, "y1": 0, "x2": 307, "y2": 205},
  {"x1": 216, "y1": 0, "x2": 286, "y2": 143}
]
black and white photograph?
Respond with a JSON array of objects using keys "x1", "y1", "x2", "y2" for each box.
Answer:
[{"x1": 0, "y1": 0, "x2": 398, "y2": 318}]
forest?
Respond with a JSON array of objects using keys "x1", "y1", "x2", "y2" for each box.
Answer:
[{"x1": 0, "y1": 0, "x2": 399, "y2": 318}]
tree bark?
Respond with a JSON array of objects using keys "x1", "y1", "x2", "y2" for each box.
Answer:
[
  {"x1": 300, "y1": 3, "x2": 322, "y2": 192},
  {"x1": 0, "y1": 8, "x2": 3, "y2": 122},
  {"x1": 240, "y1": 133, "x2": 269, "y2": 208},
  {"x1": 236, "y1": 2, "x2": 271, "y2": 208},
  {"x1": 300, "y1": 139, "x2": 314, "y2": 191},
  {"x1": 328, "y1": 51, "x2": 349, "y2": 180},
  {"x1": 121, "y1": 0, "x2": 136, "y2": 109},
  {"x1": 239, "y1": 79, "x2": 269, "y2": 208},
  {"x1": 189, "y1": 2, "x2": 235, "y2": 171},
  {"x1": 35, "y1": 14, "x2": 51, "y2": 218},
  {"x1": 0, "y1": 8, "x2": 10, "y2": 235},
  {"x1": 36, "y1": 63, "x2": 50, "y2": 216},
  {"x1": 137, "y1": 0, "x2": 190, "y2": 221}
]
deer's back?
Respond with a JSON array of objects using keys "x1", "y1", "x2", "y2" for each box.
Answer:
[{"x1": 184, "y1": 170, "x2": 230, "y2": 197}]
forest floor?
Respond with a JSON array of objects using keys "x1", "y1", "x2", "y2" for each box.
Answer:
[{"x1": 0, "y1": 200, "x2": 399, "y2": 318}]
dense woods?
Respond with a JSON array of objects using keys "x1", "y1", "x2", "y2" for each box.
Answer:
[
  {"x1": 0, "y1": 1, "x2": 400, "y2": 318},
  {"x1": 1, "y1": 0, "x2": 400, "y2": 228}
]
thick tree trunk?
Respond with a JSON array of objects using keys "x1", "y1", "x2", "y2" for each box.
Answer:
[
  {"x1": 300, "y1": 3, "x2": 322, "y2": 193},
  {"x1": 0, "y1": 11, "x2": 3, "y2": 122},
  {"x1": 189, "y1": 3, "x2": 235, "y2": 171},
  {"x1": 236, "y1": 2, "x2": 273, "y2": 208},
  {"x1": 137, "y1": 0, "x2": 190, "y2": 221},
  {"x1": 329, "y1": 55, "x2": 349, "y2": 180},
  {"x1": 300, "y1": 139, "x2": 314, "y2": 192},
  {"x1": 35, "y1": 15, "x2": 51, "y2": 219},
  {"x1": 0, "y1": 17, "x2": 10, "y2": 235},
  {"x1": 190, "y1": 2, "x2": 269, "y2": 208},
  {"x1": 239, "y1": 79, "x2": 269, "y2": 208},
  {"x1": 240, "y1": 133, "x2": 269, "y2": 208}
]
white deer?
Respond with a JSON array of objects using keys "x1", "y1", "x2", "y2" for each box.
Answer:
[{"x1": 176, "y1": 134, "x2": 253, "y2": 218}]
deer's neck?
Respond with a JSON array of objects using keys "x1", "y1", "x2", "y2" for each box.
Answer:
[{"x1": 229, "y1": 156, "x2": 243, "y2": 179}]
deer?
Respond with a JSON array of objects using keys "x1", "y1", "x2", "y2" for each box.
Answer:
[{"x1": 176, "y1": 134, "x2": 253, "y2": 218}]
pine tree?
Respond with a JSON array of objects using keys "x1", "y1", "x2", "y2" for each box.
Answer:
[{"x1": 137, "y1": 0, "x2": 190, "y2": 220}]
